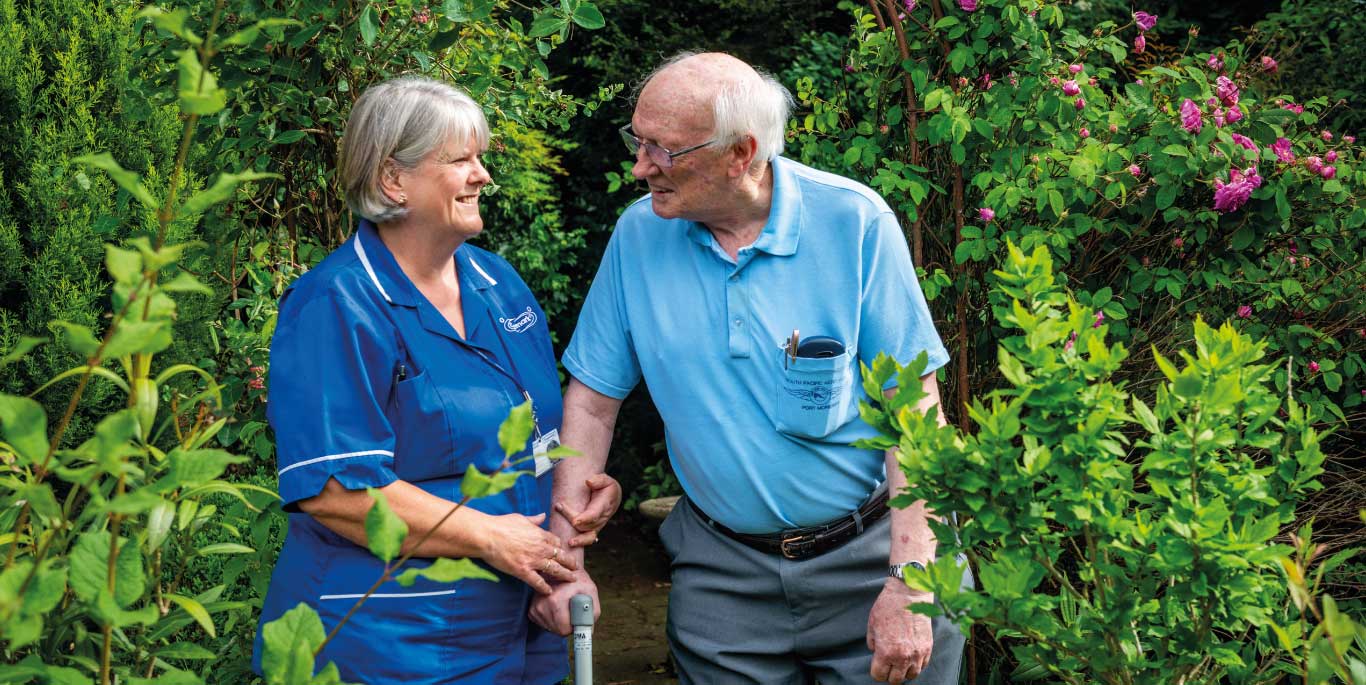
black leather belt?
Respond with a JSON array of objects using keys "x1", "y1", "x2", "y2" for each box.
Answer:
[{"x1": 687, "y1": 489, "x2": 890, "y2": 560}]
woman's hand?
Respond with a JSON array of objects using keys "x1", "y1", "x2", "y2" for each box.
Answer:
[
  {"x1": 478, "y1": 512, "x2": 579, "y2": 594},
  {"x1": 554, "y1": 473, "x2": 622, "y2": 547}
]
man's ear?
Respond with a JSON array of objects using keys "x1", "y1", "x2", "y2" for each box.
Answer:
[
  {"x1": 726, "y1": 135, "x2": 759, "y2": 178},
  {"x1": 377, "y1": 160, "x2": 406, "y2": 204}
]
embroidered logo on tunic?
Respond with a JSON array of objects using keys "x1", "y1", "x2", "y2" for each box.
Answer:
[{"x1": 500, "y1": 306, "x2": 537, "y2": 333}]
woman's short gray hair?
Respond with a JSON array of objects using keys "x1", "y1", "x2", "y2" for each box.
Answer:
[
  {"x1": 639, "y1": 52, "x2": 794, "y2": 167},
  {"x1": 340, "y1": 76, "x2": 489, "y2": 223}
]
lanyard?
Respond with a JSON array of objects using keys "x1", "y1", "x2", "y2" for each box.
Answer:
[{"x1": 468, "y1": 315, "x2": 544, "y2": 441}]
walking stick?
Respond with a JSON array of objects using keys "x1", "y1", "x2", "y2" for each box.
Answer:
[{"x1": 571, "y1": 593, "x2": 594, "y2": 684}]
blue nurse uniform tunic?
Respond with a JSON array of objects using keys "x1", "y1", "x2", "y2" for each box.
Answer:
[{"x1": 252, "y1": 221, "x2": 567, "y2": 685}]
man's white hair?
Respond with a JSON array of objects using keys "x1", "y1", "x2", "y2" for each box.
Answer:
[
  {"x1": 340, "y1": 76, "x2": 489, "y2": 223},
  {"x1": 639, "y1": 52, "x2": 794, "y2": 166}
]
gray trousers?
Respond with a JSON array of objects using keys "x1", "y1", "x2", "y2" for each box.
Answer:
[{"x1": 659, "y1": 498, "x2": 971, "y2": 685}]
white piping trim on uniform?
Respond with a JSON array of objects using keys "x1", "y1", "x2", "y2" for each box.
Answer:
[
  {"x1": 318, "y1": 589, "x2": 458, "y2": 600},
  {"x1": 277, "y1": 449, "x2": 394, "y2": 476},
  {"x1": 467, "y1": 254, "x2": 498, "y2": 286},
  {"x1": 353, "y1": 236, "x2": 392, "y2": 303}
]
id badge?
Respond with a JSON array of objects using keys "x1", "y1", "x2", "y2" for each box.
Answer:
[{"x1": 533, "y1": 428, "x2": 560, "y2": 477}]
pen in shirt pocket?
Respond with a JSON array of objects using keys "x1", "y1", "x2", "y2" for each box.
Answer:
[{"x1": 394, "y1": 361, "x2": 407, "y2": 383}]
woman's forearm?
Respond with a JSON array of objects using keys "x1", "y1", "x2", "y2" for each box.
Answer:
[{"x1": 301, "y1": 477, "x2": 493, "y2": 558}]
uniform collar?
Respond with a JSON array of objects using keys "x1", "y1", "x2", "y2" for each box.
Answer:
[
  {"x1": 685, "y1": 156, "x2": 802, "y2": 257},
  {"x1": 352, "y1": 220, "x2": 500, "y2": 306}
]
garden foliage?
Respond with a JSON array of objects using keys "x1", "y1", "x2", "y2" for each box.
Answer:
[
  {"x1": 859, "y1": 241, "x2": 1356, "y2": 683},
  {"x1": 790, "y1": 0, "x2": 1364, "y2": 457}
]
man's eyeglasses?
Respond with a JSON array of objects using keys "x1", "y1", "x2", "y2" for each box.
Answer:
[{"x1": 619, "y1": 124, "x2": 716, "y2": 169}]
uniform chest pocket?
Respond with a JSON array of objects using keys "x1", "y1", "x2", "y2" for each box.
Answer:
[
  {"x1": 773, "y1": 349, "x2": 857, "y2": 439},
  {"x1": 390, "y1": 370, "x2": 456, "y2": 482}
]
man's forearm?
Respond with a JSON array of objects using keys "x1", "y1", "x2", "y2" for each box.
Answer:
[
  {"x1": 884, "y1": 372, "x2": 947, "y2": 569},
  {"x1": 549, "y1": 378, "x2": 622, "y2": 559}
]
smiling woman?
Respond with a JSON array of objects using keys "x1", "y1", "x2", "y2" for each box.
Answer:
[{"x1": 251, "y1": 76, "x2": 617, "y2": 685}]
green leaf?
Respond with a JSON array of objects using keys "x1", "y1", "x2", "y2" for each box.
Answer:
[
  {"x1": 160, "y1": 271, "x2": 214, "y2": 295},
  {"x1": 164, "y1": 448, "x2": 247, "y2": 488},
  {"x1": 1161, "y1": 144, "x2": 1189, "y2": 157},
  {"x1": 73, "y1": 153, "x2": 158, "y2": 210},
  {"x1": 364, "y1": 487, "x2": 408, "y2": 563},
  {"x1": 176, "y1": 49, "x2": 226, "y2": 116},
  {"x1": 153, "y1": 642, "x2": 217, "y2": 659},
  {"x1": 219, "y1": 18, "x2": 301, "y2": 48},
  {"x1": 136, "y1": 7, "x2": 202, "y2": 45},
  {"x1": 497, "y1": 400, "x2": 534, "y2": 458},
  {"x1": 194, "y1": 543, "x2": 255, "y2": 556},
  {"x1": 105, "y1": 244, "x2": 143, "y2": 285},
  {"x1": 70, "y1": 531, "x2": 144, "y2": 608},
  {"x1": 571, "y1": 2, "x2": 605, "y2": 29},
  {"x1": 395, "y1": 557, "x2": 498, "y2": 586},
  {"x1": 430, "y1": 28, "x2": 461, "y2": 51},
  {"x1": 1322, "y1": 371, "x2": 1342, "y2": 391},
  {"x1": 0, "y1": 395, "x2": 49, "y2": 465},
  {"x1": 103, "y1": 320, "x2": 173, "y2": 358},
  {"x1": 262, "y1": 603, "x2": 325, "y2": 685},
  {"x1": 529, "y1": 12, "x2": 566, "y2": 37},
  {"x1": 1155, "y1": 184, "x2": 1178, "y2": 210},
  {"x1": 147, "y1": 499, "x2": 176, "y2": 552},
  {"x1": 460, "y1": 463, "x2": 524, "y2": 500},
  {"x1": 358, "y1": 5, "x2": 378, "y2": 45},
  {"x1": 165, "y1": 593, "x2": 216, "y2": 638},
  {"x1": 181, "y1": 170, "x2": 280, "y2": 216},
  {"x1": 1230, "y1": 225, "x2": 1254, "y2": 251},
  {"x1": 1, "y1": 336, "x2": 46, "y2": 367}
]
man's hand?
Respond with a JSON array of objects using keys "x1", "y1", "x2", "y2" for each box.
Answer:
[
  {"x1": 867, "y1": 578, "x2": 934, "y2": 684},
  {"x1": 529, "y1": 568, "x2": 601, "y2": 636},
  {"x1": 554, "y1": 473, "x2": 622, "y2": 548}
]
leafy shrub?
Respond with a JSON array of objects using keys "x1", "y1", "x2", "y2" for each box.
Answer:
[{"x1": 859, "y1": 241, "x2": 1333, "y2": 683}]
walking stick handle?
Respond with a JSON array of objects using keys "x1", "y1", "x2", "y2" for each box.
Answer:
[{"x1": 571, "y1": 593, "x2": 594, "y2": 684}]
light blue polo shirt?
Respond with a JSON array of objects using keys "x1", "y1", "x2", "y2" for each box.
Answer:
[{"x1": 563, "y1": 156, "x2": 949, "y2": 533}]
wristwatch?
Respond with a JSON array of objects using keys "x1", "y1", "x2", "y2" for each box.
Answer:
[{"x1": 888, "y1": 560, "x2": 926, "y2": 580}]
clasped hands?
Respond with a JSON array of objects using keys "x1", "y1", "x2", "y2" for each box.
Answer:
[{"x1": 528, "y1": 473, "x2": 621, "y2": 635}]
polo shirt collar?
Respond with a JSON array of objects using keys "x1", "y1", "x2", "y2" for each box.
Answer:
[{"x1": 684, "y1": 156, "x2": 801, "y2": 257}]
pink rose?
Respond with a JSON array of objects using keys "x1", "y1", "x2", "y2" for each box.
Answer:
[
  {"x1": 1321, "y1": 165, "x2": 1337, "y2": 180},
  {"x1": 1135, "y1": 78, "x2": 1145, "y2": 85},
  {"x1": 1213, "y1": 108, "x2": 1227, "y2": 129},
  {"x1": 1308, "y1": 361, "x2": 1320, "y2": 373},
  {"x1": 1088, "y1": 77, "x2": 1097, "y2": 86},
  {"x1": 1321, "y1": 130, "x2": 1333, "y2": 141},
  {"x1": 1345, "y1": 135, "x2": 1356, "y2": 144},
  {"x1": 1180, "y1": 98, "x2": 1203, "y2": 133},
  {"x1": 1075, "y1": 97, "x2": 1086, "y2": 110},
  {"x1": 1306, "y1": 156, "x2": 1324, "y2": 173},
  {"x1": 1063, "y1": 79, "x2": 1081, "y2": 96},
  {"x1": 1237, "y1": 305, "x2": 1252, "y2": 318},
  {"x1": 1109, "y1": 124, "x2": 1118, "y2": 133},
  {"x1": 1134, "y1": 34, "x2": 1146, "y2": 53},
  {"x1": 904, "y1": 0, "x2": 917, "y2": 11},
  {"x1": 1225, "y1": 104, "x2": 1243, "y2": 124},
  {"x1": 1134, "y1": 11, "x2": 1158, "y2": 31},
  {"x1": 1070, "y1": 64, "x2": 1083, "y2": 74},
  {"x1": 1173, "y1": 237, "x2": 1185, "y2": 248},
  {"x1": 1261, "y1": 55, "x2": 1278, "y2": 72},
  {"x1": 978, "y1": 207, "x2": 995, "y2": 222},
  {"x1": 1271, "y1": 138, "x2": 1295, "y2": 163},
  {"x1": 1231, "y1": 133, "x2": 1257, "y2": 151},
  {"x1": 1207, "y1": 53, "x2": 1224, "y2": 71},
  {"x1": 1080, "y1": 127, "x2": 1090, "y2": 138},
  {"x1": 1325, "y1": 150, "x2": 1338, "y2": 162},
  {"x1": 1050, "y1": 76, "x2": 1060, "y2": 85},
  {"x1": 1213, "y1": 167, "x2": 1261, "y2": 214},
  {"x1": 958, "y1": 0, "x2": 977, "y2": 11},
  {"x1": 1129, "y1": 164, "x2": 1143, "y2": 178},
  {"x1": 1216, "y1": 76, "x2": 1239, "y2": 106}
]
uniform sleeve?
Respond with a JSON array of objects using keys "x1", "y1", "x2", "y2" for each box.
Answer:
[
  {"x1": 267, "y1": 291, "x2": 400, "y2": 508},
  {"x1": 858, "y1": 211, "x2": 950, "y2": 389},
  {"x1": 561, "y1": 231, "x2": 641, "y2": 399}
]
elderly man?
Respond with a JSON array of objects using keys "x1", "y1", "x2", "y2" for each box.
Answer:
[{"x1": 531, "y1": 52, "x2": 970, "y2": 684}]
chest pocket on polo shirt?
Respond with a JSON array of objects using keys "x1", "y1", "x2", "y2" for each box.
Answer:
[
  {"x1": 390, "y1": 369, "x2": 456, "y2": 482},
  {"x1": 773, "y1": 348, "x2": 858, "y2": 439}
]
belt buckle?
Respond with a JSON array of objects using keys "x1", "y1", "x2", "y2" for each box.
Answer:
[{"x1": 780, "y1": 534, "x2": 814, "y2": 560}]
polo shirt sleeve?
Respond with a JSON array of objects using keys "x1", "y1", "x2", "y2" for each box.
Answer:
[
  {"x1": 267, "y1": 291, "x2": 400, "y2": 508},
  {"x1": 858, "y1": 211, "x2": 950, "y2": 389},
  {"x1": 562, "y1": 232, "x2": 641, "y2": 399}
]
